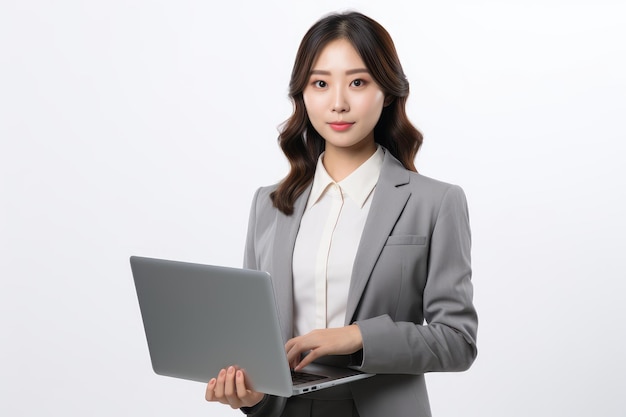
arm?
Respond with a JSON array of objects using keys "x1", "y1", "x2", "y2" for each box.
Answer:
[{"x1": 354, "y1": 185, "x2": 478, "y2": 374}]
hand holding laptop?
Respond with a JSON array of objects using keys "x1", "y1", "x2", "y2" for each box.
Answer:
[{"x1": 205, "y1": 365, "x2": 264, "y2": 409}]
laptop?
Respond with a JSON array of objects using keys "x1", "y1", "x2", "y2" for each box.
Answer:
[{"x1": 130, "y1": 256, "x2": 373, "y2": 397}]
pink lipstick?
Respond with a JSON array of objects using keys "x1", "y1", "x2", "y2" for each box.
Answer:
[{"x1": 329, "y1": 122, "x2": 354, "y2": 131}]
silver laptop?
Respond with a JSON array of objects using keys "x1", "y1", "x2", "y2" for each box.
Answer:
[{"x1": 130, "y1": 256, "x2": 373, "y2": 397}]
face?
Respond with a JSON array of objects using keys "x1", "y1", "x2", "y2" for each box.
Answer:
[{"x1": 303, "y1": 38, "x2": 386, "y2": 155}]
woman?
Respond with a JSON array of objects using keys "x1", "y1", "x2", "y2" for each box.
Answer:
[{"x1": 206, "y1": 11, "x2": 478, "y2": 417}]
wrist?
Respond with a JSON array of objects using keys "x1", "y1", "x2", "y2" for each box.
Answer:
[{"x1": 350, "y1": 323, "x2": 363, "y2": 350}]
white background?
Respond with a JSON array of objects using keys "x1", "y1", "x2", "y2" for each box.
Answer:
[{"x1": 1, "y1": 1, "x2": 625, "y2": 416}]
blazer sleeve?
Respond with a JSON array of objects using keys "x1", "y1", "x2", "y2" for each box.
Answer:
[
  {"x1": 243, "y1": 187, "x2": 261, "y2": 270},
  {"x1": 353, "y1": 185, "x2": 478, "y2": 374}
]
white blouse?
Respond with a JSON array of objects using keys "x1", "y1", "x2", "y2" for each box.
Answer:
[{"x1": 292, "y1": 146, "x2": 384, "y2": 336}]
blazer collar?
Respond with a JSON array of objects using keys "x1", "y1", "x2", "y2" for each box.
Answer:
[{"x1": 344, "y1": 150, "x2": 412, "y2": 324}]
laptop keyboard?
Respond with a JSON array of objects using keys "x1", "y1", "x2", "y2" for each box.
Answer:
[{"x1": 291, "y1": 370, "x2": 329, "y2": 384}]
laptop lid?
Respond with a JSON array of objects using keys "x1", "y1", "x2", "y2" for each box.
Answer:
[
  {"x1": 130, "y1": 256, "x2": 373, "y2": 397},
  {"x1": 130, "y1": 256, "x2": 294, "y2": 397}
]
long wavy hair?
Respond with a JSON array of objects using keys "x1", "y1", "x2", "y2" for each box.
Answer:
[{"x1": 271, "y1": 11, "x2": 423, "y2": 215}]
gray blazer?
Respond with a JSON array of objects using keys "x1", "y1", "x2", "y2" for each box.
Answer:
[{"x1": 243, "y1": 150, "x2": 478, "y2": 417}]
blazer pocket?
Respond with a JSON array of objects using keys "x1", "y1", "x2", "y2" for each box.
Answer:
[{"x1": 385, "y1": 235, "x2": 427, "y2": 246}]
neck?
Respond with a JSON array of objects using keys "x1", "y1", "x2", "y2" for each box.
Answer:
[{"x1": 322, "y1": 140, "x2": 377, "y2": 182}]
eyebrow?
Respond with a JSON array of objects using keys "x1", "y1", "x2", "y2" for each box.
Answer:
[{"x1": 309, "y1": 68, "x2": 370, "y2": 76}]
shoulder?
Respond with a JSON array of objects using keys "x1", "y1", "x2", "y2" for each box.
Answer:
[
  {"x1": 246, "y1": 183, "x2": 282, "y2": 227},
  {"x1": 398, "y1": 176, "x2": 468, "y2": 230},
  {"x1": 381, "y1": 151, "x2": 466, "y2": 204},
  {"x1": 409, "y1": 172, "x2": 466, "y2": 199},
  {"x1": 252, "y1": 183, "x2": 279, "y2": 205},
  {"x1": 408, "y1": 170, "x2": 458, "y2": 189},
  {"x1": 408, "y1": 173, "x2": 469, "y2": 217}
]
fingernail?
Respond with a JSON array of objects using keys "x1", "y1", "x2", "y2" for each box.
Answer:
[
  {"x1": 219, "y1": 369, "x2": 226, "y2": 376},
  {"x1": 228, "y1": 366, "x2": 235, "y2": 374},
  {"x1": 209, "y1": 378, "x2": 216, "y2": 385},
  {"x1": 236, "y1": 370, "x2": 243, "y2": 378}
]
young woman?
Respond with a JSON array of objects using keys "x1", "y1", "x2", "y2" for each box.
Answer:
[{"x1": 205, "y1": 11, "x2": 478, "y2": 417}]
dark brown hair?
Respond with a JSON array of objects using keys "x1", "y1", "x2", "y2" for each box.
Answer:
[{"x1": 271, "y1": 11, "x2": 423, "y2": 214}]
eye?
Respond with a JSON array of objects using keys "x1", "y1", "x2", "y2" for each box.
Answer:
[
  {"x1": 313, "y1": 80, "x2": 327, "y2": 88},
  {"x1": 351, "y1": 79, "x2": 366, "y2": 87}
]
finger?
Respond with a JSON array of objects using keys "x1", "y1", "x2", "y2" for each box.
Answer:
[
  {"x1": 237, "y1": 370, "x2": 265, "y2": 408},
  {"x1": 235, "y1": 370, "x2": 249, "y2": 399},
  {"x1": 284, "y1": 338, "x2": 298, "y2": 361},
  {"x1": 288, "y1": 356, "x2": 300, "y2": 370},
  {"x1": 224, "y1": 366, "x2": 240, "y2": 407},
  {"x1": 285, "y1": 337, "x2": 297, "y2": 352},
  {"x1": 295, "y1": 348, "x2": 325, "y2": 371},
  {"x1": 286, "y1": 338, "x2": 310, "y2": 365},
  {"x1": 205, "y1": 378, "x2": 216, "y2": 401},
  {"x1": 286, "y1": 344, "x2": 299, "y2": 366},
  {"x1": 214, "y1": 368, "x2": 227, "y2": 400},
  {"x1": 285, "y1": 334, "x2": 311, "y2": 354}
]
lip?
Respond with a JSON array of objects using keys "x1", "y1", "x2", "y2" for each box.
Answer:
[{"x1": 328, "y1": 122, "x2": 354, "y2": 132}]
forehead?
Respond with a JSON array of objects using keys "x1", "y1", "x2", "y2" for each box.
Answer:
[{"x1": 311, "y1": 38, "x2": 366, "y2": 70}]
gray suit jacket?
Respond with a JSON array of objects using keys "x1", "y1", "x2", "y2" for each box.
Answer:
[{"x1": 243, "y1": 150, "x2": 478, "y2": 417}]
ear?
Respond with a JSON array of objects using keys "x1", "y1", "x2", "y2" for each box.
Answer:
[{"x1": 384, "y1": 96, "x2": 395, "y2": 107}]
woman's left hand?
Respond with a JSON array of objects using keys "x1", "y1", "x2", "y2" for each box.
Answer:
[
  {"x1": 285, "y1": 324, "x2": 363, "y2": 371},
  {"x1": 205, "y1": 365, "x2": 264, "y2": 409}
]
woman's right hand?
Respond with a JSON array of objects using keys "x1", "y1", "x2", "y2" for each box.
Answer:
[{"x1": 205, "y1": 366, "x2": 264, "y2": 409}]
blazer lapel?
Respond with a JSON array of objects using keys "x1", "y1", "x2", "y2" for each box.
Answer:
[
  {"x1": 272, "y1": 184, "x2": 311, "y2": 343},
  {"x1": 344, "y1": 152, "x2": 412, "y2": 324}
]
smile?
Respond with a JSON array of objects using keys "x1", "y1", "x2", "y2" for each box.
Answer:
[{"x1": 329, "y1": 122, "x2": 354, "y2": 132}]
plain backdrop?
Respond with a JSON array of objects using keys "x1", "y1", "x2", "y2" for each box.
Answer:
[{"x1": 1, "y1": 1, "x2": 625, "y2": 416}]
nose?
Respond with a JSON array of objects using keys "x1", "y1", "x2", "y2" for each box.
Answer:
[{"x1": 331, "y1": 86, "x2": 349, "y2": 113}]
